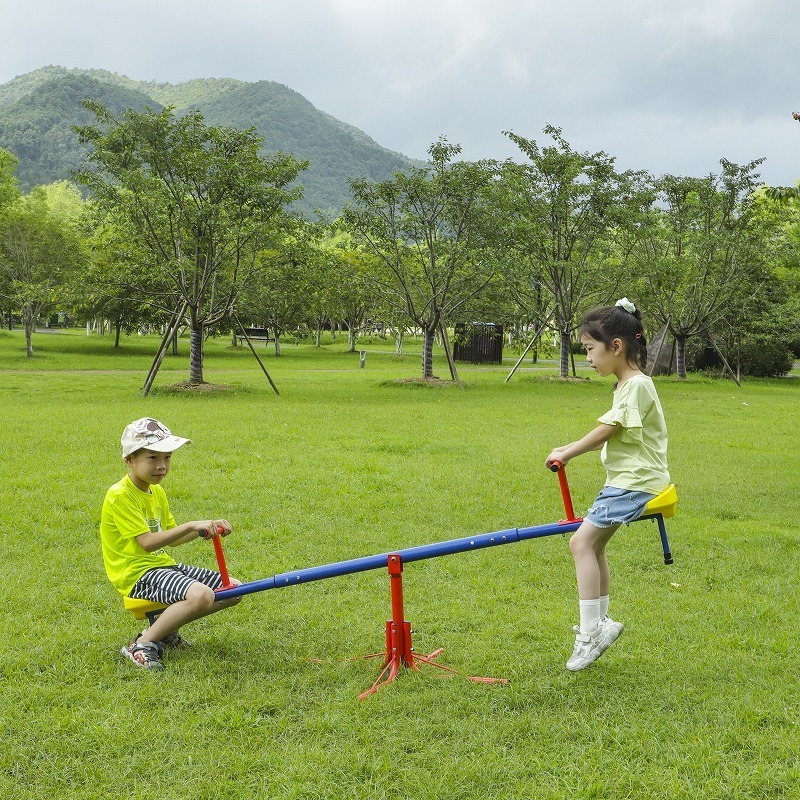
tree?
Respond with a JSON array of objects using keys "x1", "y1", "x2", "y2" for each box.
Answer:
[
  {"x1": 0, "y1": 147, "x2": 22, "y2": 328},
  {"x1": 0, "y1": 185, "x2": 87, "y2": 355},
  {"x1": 631, "y1": 160, "x2": 768, "y2": 379},
  {"x1": 74, "y1": 102, "x2": 306, "y2": 385},
  {"x1": 237, "y1": 226, "x2": 312, "y2": 356},
  {"x1": 71, "y1": 211, "x2": 174, "y2": 346},
  {"x1": 501, "y1": 126, "x2": 646, "y2": 377},
  {"x1": 345, "y1": 139, "x2": 499, "y2": 381},
  {"x1": 321, "y1": 227, "x2": 381, "y2": 353},
  {"x1": 764, "y1": 113, "x2": 800, "y2": 202},
  {"x1": 700, "y1": 187, "x2": 800, "y2": 378},
  {"x1": 299, "y1": 226, "x2": 339, "y2": 348}
]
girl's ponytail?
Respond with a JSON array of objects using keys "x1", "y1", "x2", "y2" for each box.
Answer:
[{"x1": 580, "y1": 298, "x2": 647, "y2": 370}]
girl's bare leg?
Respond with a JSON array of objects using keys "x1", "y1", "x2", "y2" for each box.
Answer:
[
  {"x1": 566, "y1": 522, "x2": 623, "y2": 669},
  {"x1": 569, "y1": 521, "x2": 619, "y2": 600}
]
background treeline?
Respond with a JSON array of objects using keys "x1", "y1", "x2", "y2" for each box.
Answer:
[
  {"x1": 0, "y1": 66, "x2": 419, "y2": 216},
  {"x1": 0, "y1": 81, "x2": 798, "y2": 383}
]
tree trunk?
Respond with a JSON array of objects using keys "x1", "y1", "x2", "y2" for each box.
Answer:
[
  {"x1": 272, "y1": 326, "x2": 282, "y2": 356},
  {"x1": 189, "y1": 324, "x2": 205, "y2": 383},
  {"x1": 422, "y1": 325, "x2": 436, "y2": 378},
  {"x1": 676, "y1": 335, "x2": 687, "y2": 379},
  {"x1": 646, "y1": 323, "x2": 672, "y2": 376},
  {"x1": 559, "y1": 331, "x2": 571, "y2": 378},
  {"x1": 23, "y1": 304, "x2": 35, "y2": 357},
  {"x1": 394, "y1": 329, "x2": 404, "y2": 355},
  {"x1": 24, "y1": 328, "x2": 34, "y2": 357},
  {"x1": 348, "y1": 326, "x2": 356, "y2": 353}
]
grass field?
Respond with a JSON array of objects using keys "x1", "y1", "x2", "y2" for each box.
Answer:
[{"x1": 1, "y1": 327, "x2": 798, "y2": 799}]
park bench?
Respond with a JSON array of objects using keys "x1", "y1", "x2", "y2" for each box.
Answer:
[{"x1": 237, "y1": 327, "x2": 270, "y2": 346}]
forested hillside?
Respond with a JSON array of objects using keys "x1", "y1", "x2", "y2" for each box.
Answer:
[{"x1": 0, "y1": 66, "x2": 419, "y2": 215}]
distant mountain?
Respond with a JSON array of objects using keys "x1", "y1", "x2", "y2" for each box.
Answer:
[{"x1": 0, "y1": 66, "x2": 421, "y2": 216}]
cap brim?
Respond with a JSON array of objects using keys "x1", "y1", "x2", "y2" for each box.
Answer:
[{"x1": 141, "y1": 436, "x2": 191, "y2": 453}]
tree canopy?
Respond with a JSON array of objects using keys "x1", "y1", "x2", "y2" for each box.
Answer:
[
  {"x1": 345, "y1": 139, "x2": 501, "y2": 381},
  {"x1": 74, "y1": 102, "x2": 306, "y2": 384}
]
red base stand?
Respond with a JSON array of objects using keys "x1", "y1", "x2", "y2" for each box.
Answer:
[{"x1": 357, "y1": 553, "x2": 508, "y2": 700}]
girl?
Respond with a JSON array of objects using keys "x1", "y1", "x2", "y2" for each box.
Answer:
[{"x1": 545, "y1": 298, "x2": 669, "y2": 671}]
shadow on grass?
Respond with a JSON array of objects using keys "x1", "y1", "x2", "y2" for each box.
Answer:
[
  {"x1": 378, "y1": 377, "x2": 458, "y2": 389},
  {"x1": 149, "y1": 381, "x2": 246, "y2": 396}
]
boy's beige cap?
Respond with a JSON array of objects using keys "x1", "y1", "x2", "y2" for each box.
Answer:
[{"x1": 121, "y1": 418, "x2": 191, "y2": 458}]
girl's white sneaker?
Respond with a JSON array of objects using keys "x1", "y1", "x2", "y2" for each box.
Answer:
[
  {"x1": 566, "y1": 627, "x2": 603, "y2": 671},
  {"x1": 597, "y1": 615, "x2": 624, "y2": 653}
]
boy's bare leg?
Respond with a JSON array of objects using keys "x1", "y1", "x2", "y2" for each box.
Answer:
[{"x1": 138, "y1": 580, "x2": 242, "y2": 643}]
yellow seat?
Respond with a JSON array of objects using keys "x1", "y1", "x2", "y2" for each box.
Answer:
[
  {"x1": 643, "y1": 484, "x2": 678, "y2": 519},
  {"x1": 123, "y1": 596, "x2": 168, "y2": 620}
]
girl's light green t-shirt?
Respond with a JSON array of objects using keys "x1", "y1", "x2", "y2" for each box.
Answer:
[{"x1": 597, "y1": 374, "x2": 670, "y2": 495}]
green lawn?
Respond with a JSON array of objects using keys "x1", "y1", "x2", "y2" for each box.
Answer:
[{"x1": 1, "y1": 328, "x2": 798, "y2": 799}]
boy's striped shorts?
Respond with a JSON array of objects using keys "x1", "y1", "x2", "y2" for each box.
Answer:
[{"x1": 129, "y1": 563, "x2": 223, "y2": 605}]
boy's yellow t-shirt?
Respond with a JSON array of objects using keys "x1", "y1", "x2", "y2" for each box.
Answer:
[
  {"x1": 597, "y1": 374, "x2": 670, "y2": 496},
  {"x1": 100, "y1": 475, "x2": 178, "y2": 597}
]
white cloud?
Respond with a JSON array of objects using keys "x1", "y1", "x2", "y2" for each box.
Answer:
[{"x1": 1, "y1": 0, "x2": 799, "y2": 185}]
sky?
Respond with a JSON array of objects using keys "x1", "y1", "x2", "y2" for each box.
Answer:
[{"x1": 2, "y1": 0, "x2": 799, "y2": 186}]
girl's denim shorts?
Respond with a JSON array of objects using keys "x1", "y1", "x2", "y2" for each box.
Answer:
[{"x1": 585, "y1": 486, "x2": 656, "y2": 529}]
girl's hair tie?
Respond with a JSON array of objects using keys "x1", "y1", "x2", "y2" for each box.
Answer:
[
  {"x1": 634, "y1": 332, "x2": 643, "y2": 339},
  {"x1": 615, "y1": 297, "x2": 636, "y2": 313}
]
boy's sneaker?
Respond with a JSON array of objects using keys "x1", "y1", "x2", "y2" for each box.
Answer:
[
  {"x1": 161, "y1": 631, "x2": 192, "y2": 649},
  {"x1": 597, "y1": 615, "x2": 624, "y2": 653},
  {"x1": 121, "y1": 636, "x2": 164, "y2": 670},
  {"x1": 566, "y1": 626, "x2": 603, "y2": 672}
]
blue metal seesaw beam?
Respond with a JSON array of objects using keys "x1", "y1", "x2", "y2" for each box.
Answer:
[
  {"x1": 210, "y1": 463, "x2": 674, "y2": 602},
  {"x1": 212, "y1": 519, "x2": 583, "y2": 601}
]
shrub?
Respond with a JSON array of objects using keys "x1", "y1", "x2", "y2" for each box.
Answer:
[
  {"x1": 686, "y1": 333, "x2": 793, "y2": 378},
  {"x1": 738, "y1": 336, "x2": 794, "y2": 377}
]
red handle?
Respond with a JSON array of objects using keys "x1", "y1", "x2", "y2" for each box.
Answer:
[
  {"x1": 548, "y1": 461, "x2": 580, "y2": 523},
  {"x1": 210, "y1": 525, "x2": 234, "y2": 590}
]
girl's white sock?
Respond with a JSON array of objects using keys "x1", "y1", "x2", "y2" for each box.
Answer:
[
  {"x1": 579, "y1": 599, "x2": 602, "y2": 635},
  {"x1": 599, "y1": 594, "x2": 610, "y2": 618}
]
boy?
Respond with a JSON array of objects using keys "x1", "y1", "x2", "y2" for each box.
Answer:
[{"x1": 100, "y1": 417, "x2": 241, "y2": 670}]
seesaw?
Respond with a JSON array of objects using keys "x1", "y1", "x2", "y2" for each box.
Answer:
[{"x1": 124, "y1": 465, "x2": 677, "y2": 698}]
